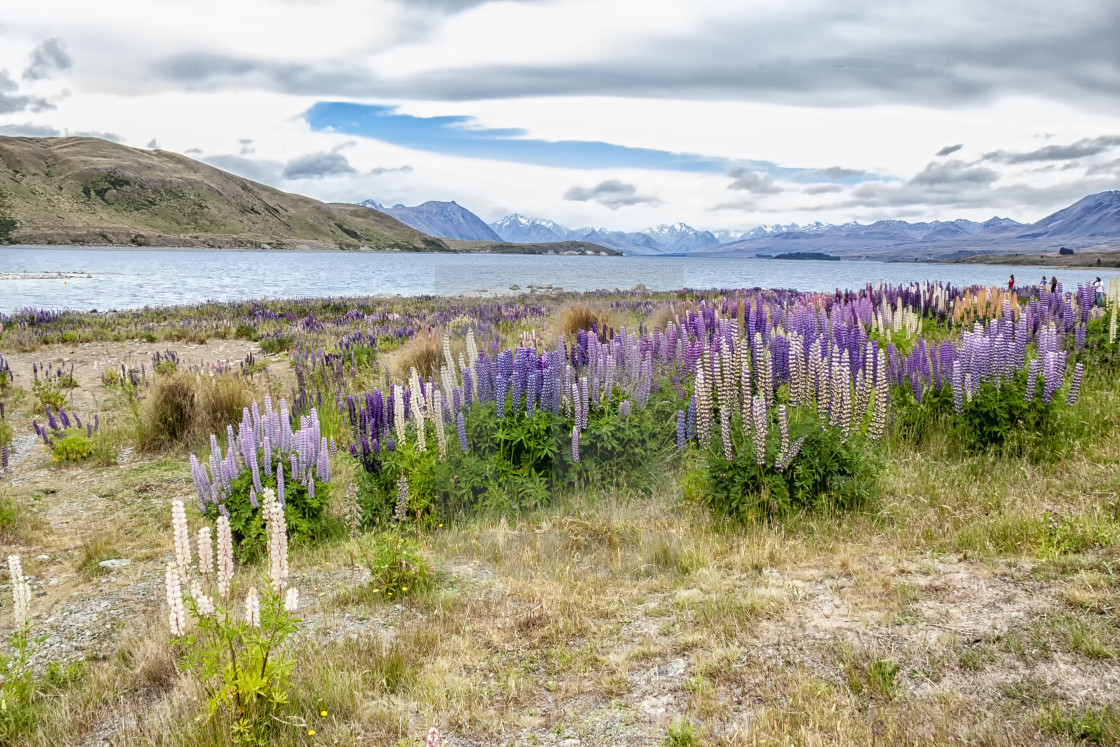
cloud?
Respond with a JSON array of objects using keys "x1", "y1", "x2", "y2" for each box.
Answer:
[
  {"x1": 564, "y1": 180, "x2": 659, "y2": 209},
  {"x1": 936, "y1": 144, "x2": 963, "y2": 157},
  {"x1": 303, "y1": 102, "x2": 730, "y2": 172},
  {"x1": 369, "y1": 165, "x2": 413, "y2": 175},
  {"x1": 0, "y1": 70, "x2": 52, "y2": 114},
  {"x1": 983, "y1": 135, "x2": 1120, "y2": 164},
  {"x1": 145, "y1": 3, "x2": 1120, "y2": 113},
  {"x1": 909, "y1": 160, "x2": 998, "y2": 187},
  {"x1": 23, "y1": 38, "x2": 73, "y2": 81},
  {"x1": 809, "y1": 166, "x2": 868, "y2": 180},
  {"x1": 804, "y1": 184, "x2": 843, "y2": 195},
  {"x1": 0, "y1": 122, "x2": 60, "y2": 137},
  {"x1": 281, "y1": 151, "x2": 357, "y2": 180},
  {"x1": 727, "y1": 168, "x2": 782, "y2": 194},
  {"x1": 203, "y1": 154, "x2": 284, "y2": 183}
]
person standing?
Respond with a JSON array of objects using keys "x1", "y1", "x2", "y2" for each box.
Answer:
[
  {"x1": 1050, "y1": 276, "x2": 1058, "y2": 294},
  {"x1": 1007, "y1": 274, "x2": 1015, "y2": 292},
  {"x1": 1095, "y1": 276, "x2": 1105, "y2": 306}
]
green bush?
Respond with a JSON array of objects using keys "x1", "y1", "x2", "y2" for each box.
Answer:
[
  {"x1": 888, "y1": 383, "x2": 953, "y2": 445},
  {"x1": 359, "y1": 533, "x2": 434, "y2": 600},
  {"x1": 51, "y1": 432, "x2": 94, "y2": 462},
  {"x1": 213, "y1": 470, "x2": 333, "y2": 563},
  {"x1": 702, "y1": 408, "x2": 879, "y2": 519},
  {"x1": 954, "y1": 372, "x2": 1056, "y2": 455}
]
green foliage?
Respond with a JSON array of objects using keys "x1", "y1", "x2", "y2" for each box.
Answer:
[
  {"x1": 356, "y1": 389, "x2": 675, "y2": 524},
  {"x1": 179, "y1": 590, "x2": 299, "y2": 745},
  {"x1": 0, "y1": 417, "x2": 12, "y2": 449},
  {"x1": 51, "y1": 432, "x2": 95, "y2": 462},
  {"x1": 702, "y1": 409, "x2": 879, "y2": 520},
  {"x1": 1074, "y1": 317, "x2": 1120, "y2": 378},
  {"x1": 0, "y1": 628, "x2": 42, "y2": 741},
  {"x1": 154, "y1": 359, "x2": 179, "y2": 376},
  {"x1": 359, "y1": 533, "x2": 434, "y2": 600},
  {"x1": 888, "y1": 383, "x2": 953, "y2": 445},
  {"x1": 662, "y1": 717, "x2": 701, "y2": 746},
  {"x1": 0, "y1": 189, "x2": 17, "y2": 244},
  {"x1": 0, "y1": 497, "x2": 20, "y2": 533},
  {"x1": 955, "y1": 372, "x2": 1056, "y2": 456},
  {"x1": 1040, "y1": 704, "x2": 1120, "y2": 745},
  {"x1": 258, "y1": 334, "x2": 293, "y2": 354},
  {"x1": 1040, "y1": 507, "x2": 1116, "y2": 558},
  {"x1": 32, "y1": 379, "x2": 66, "y2": 412},
  {"x1": 213, "y1": 470, "x2": 333, "y2": 563}
]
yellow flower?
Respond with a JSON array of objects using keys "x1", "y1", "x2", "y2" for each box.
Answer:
[
  {"x1": 401, "y1": 586, "x2": 408, "y2": 592},
  {"x1": 320, "y1": 710, "x2": 328, "y2": 717},
  {"x1": 308, "y1": 729, "x2": 315, "y2": 736}
]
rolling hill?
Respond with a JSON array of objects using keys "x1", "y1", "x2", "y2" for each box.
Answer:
[{"x1": 0, "y1": 136, "x2": 451, "y2": 251}]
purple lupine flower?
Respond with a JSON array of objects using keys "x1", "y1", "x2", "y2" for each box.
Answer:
[
  {"x1": 571, "y1": 424, "x2": 580, "y2": 463},
  {"x1": 277, "y1": 463, "x2": 286, "y2": 509},
  {"x1": 619, "y1": 400, "x2": 631, "y2": 417},
  {"x1": 1, "y1": 446, "x2": 8, "y2": 475},
  {"x1": 777, "y1": 404, "x2": 789, "y2": 456},
  {"x1": 686, "y1": 395, "x2": 696, "y2": 443},
  {"x1": 457, "y1": 411, "x2": 468, "y2": 452},
  {"x1": 720, "y1": 409, "x2": 733, "y2": 461},
  {"x1": 1066, "y1": 362, "x2": 1084, "y2": 406},
  {"x1": 676, "y1": 410, "x2": 687, "y2": 451},
  {"x1": 249, "y1": 487, "x2": 259, "y2": 509},
  {"x1": 751, "y1": 397, "x2": 768, "y2": 466},
  {"x1": 1024, "y1": 359, "x2": 1042, "y2": 402}
]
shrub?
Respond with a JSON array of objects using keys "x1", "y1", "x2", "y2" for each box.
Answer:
[
  {"x1": 139, "y1": 374, "x2": 196, "y2": 449},
  {"x1": 888, "y1": 383, "x2": 953, "y2": 445},
  {"x1": 51, "y1": 432, "x2": 94, "y2": 462},
  {"x1": 702, "y1": 408, "x2": 879, "y2": 519},
  {"x1": 558, "y1": 303, "x2": 612, "y2": 340},
  {"x1": 258, "y1": 333, "x2": 293, "y2": 354},
  {"x1": 954, "y1": 373, "x2": 1057, "y2": 455},
  {"x1": 359, "y1": 533, "x2": 434, "y2": 600},
  {"x1": 393, "y1": 330, "x2": 443, "y2": 381}
]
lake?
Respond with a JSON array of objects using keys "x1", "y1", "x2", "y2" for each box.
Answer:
[{"x1": 1, "y1": 246, "x2": 1115, "y2": 314}]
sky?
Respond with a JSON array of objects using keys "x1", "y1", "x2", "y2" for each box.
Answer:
[{"x1": 1, "y1": 0, "x2": 1119, "y2": 233}]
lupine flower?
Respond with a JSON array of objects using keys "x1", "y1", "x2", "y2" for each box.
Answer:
[
  {"x1": 171, "y1": 499, "x2": 192, "y2": 583},
  {"x1": 426, "y1": 728, "x2": 442, "y2": 747},
  {"x1": 571, "y1": 424, "x2": 580, "y2": 463},
  {"x1": 284, "y1": 587, "x2": 299, "y2": 613},
  {"x1": 457, "y1": 411, "x2": 468, "y2": 452},
  {"x1": 216, "y1": 515, "x2": 234, "y2": 598},
  {"x1": 262, "y1": 487, "x2": 289, "y2": 592},
  {"x1": 676, "y1": 410, "x2": 686, "y2": 451},
  {"x1": 720, "y1": 409, "x2": 733, "y2": 461},
  {"x1": 619, "y1": 400, "x2": 631, "y2": 417},
  {"x1": 396, "y1": 474, "x2": 409, "y2": 523},
  {"x1": 7, "y1": 555, "x2": 31, "y2": 627},
  {"x1": 751, "y1": 397, "x2": 768, "y2": 466},
  {"x1": 1066, "y1": 362, "x2": 1084, "y2": 406},
  {"x1": 165, "y1": 562, "x2": 186, "y2": 637},
  {"x1": 245, "y1": 586, "x2": 261, "y2": 628},
  {"x1": 777, "y1": 405, "x2": 789, "y2": 457},
  {"x1": 197, "y1": 527, "x2": 213, "y2": 576}
]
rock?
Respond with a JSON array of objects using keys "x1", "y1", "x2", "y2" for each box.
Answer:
[
  {"x1": 763, "y1": 569, "x2": 781, "y2": 579},
  {"x1": 823, "y1": 601, "x2": 835, "y2": 618},
  {"x1": 651, "y1": 658, "x2": 687, "y2": 679},
  {"x1": 99, "y1": 559, "x2": 131, "y2": 569},
  {"x1": 631, "y1": 283, "x2": 648, "y2": 291},
  {"x1": 509, "y1": 284, "x2": 520, "y2": 290},
  {"x1": 36, "y1": 554, "x2": 51, "y2": 561},
  {"x1": 48, "y1": 579, "x2": 59, "y2": 586}
]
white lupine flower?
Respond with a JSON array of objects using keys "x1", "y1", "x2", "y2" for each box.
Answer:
[
  {"x1": 7, "y1": 555, "x2": 31, "y2": 627},
  {"x1": 245, "y1": 587, "x2": 260, "y2": 628},
  {"x1": 171, "y1": 499, "x2": 192, "y2": 583},
  {"x1": 261, "y1": 488, "x2": 288, "y2": 592},
  {"x1": 197, "y1": 526, "x2": 213, "y2": 576},
  {"x1": 164, "y1": 562, "x2": 186, "y2": 637},
  {"x1": 284, "y1": 587, "x2": 299, "y2": 612},
  {"x1": 189, "y1": 580, "x2": 215, "y2": 616},
  {"x1": 216, "y1": 515, "x2": 234, "y2": 598}
]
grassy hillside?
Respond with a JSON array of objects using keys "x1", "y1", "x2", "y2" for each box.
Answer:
[
  {"x1": 946, "y1": 249, "x2": 1120, "y2": 268},
  {"x1": 0, "y1": 136, "x2": 449, "y2": 251},
  {"x1": 443, "y1": 238, "x2": 621, "y2": 255}
]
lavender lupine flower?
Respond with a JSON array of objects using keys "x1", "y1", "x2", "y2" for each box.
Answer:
[
  {"x1": 1024, "y1": 359, "x2": 1042, "y2": 402},
  {"x1": 686, "y1": 395, "x2": 696, "y2": 444},
  {"x1": 1, "y1": 446, "x2": 8, "y2": 476},
  {"x1": 775, "y1": 435, "x2": 807, "y2": 472},
  {"x1": 676, "y1": 410, "x2": 687, "y2": 451},
  {"x1": 456, "y1": 411, "x2": 468, "y2": 452},
  {"x1": 1065, "y1": 362, "x2": 1084, "y2": 406},
  {"x1": 619, "y1": 400, "x2": 632, "y2": 417},
  {"x1": 951, "y1": 360, "x2": 964, "y2": 415},
  {"x1": 277, "y1": 463, "x2": 286, "y2": 509},
  {"x1": 396, "y1": 474, "x2": 409, "y2": 523},
  {"x1": 571, "y1": 424, "x2": 580, "y2": 463},
  {"x1": 720, "y1": 409, "x2": 733, "y2": 461}
]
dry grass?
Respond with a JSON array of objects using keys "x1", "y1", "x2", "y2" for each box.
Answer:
[
  {"x1": 557, "y1": 303, "x2": 616, "y2": 341},
  {"x1": 136, "y1": 371, "x2": 253, "y2": 451},
  {"x1": 391, "y1": 328, "x2": 445, "y2": 381}
]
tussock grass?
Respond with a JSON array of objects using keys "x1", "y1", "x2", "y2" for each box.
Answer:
[
  {"x1": 135, "y1": 371, "x2": 253, "y2": 451},
  {"x1": 557, "y1": 303, "x2": 615, "y2": 341}
]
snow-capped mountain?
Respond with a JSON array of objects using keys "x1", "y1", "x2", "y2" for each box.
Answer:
[
  {"x1": 489, "y1": 214, "x2": 572, "y2": 243},
  {"x1": 644, "y1": 223, "x2": 719, "y2": 252},
  {"x1": 359, "y1": 199, "x2": 501, "y2": 242}
]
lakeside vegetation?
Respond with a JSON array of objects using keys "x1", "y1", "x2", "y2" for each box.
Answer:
[{"x1": 1, "y1": 278, "x2": 1119, "y2": 745}]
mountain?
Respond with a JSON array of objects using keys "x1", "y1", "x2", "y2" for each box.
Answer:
[
  {"x1": 645, "y1": 223, "x2": 720, "y2": 252},
  {"x1": 0, "y1": 136, "x2": 448, "y2": 251},
  {"x1": 1015, "y1": 191, "x2": 1120, "y2": 240},
  {"x1": 359, "y1": 199, "x2": 502, "y2": 242},
  {"x1": 580, "y1": 228, "x2": 670, "y2": 255},
  {"x1": 489, "y1": 214, "x2": 572, "y2": 243}
]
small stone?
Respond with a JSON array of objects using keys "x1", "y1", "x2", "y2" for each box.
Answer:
[
  {"x1": 823, "y1": 601, "x2": 835, "y2": 618},
  {"x1": 48, "y1": 578, "x2": 59, "y2": 586},
  {"x1": 35, "y1": 554, "x2": 51, "y2": 561},
  {"x1": 99, "y1": 559, "x2": 131, "y2": 569},
  {"x1": 509, "y1": 284, "x2": 520, "y2": 290},
  {"x1": 651, "y1": 658, "x2": 687, "y2": 678}
]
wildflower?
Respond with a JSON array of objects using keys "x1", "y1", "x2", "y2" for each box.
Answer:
[
  {"x1": 7, "y1": 555, "x2": 31, "y2": 628},
  {"x1": 571, "y1": 423, "x2": 580, "y2": 463},
  {"x1": 284, "y1": 587, "x2": 300, "y2": 612},
  {"x1": 1066, "y1": 362, "x2": 1084, "y2": 407},
  {"x1": 262, "y1": 487, "x2": 289, "y2": 592},
  {"x1": 720, "y1": 408, "x2": 732, "y2": 461},
  {"x1": 164, "y1": 562, "x2": 186, "y2": 636},
  {"x1": 171, "y1": 498, "x2": 192, "y2": 582},
  {"x1": 197, "y1": 526, "x2": 213, "y2": 576},
  {"x1": 216, "y1": 514, "x2": 234, "y2": 598},
  {"x1": 396, "y1": 474, "x2": 409, "y2": 523},
  {"x1": 320, "y1": 710, "x2": 328, "y2": 717},
  {"x1": 427, "y1": 727, "x2": 442, "y2": 746},
  {"x1": 245, "y1": 586, "x2": 260, "y2": 628},
  {"x1": 308, "y1": 730, "x2": 315, "y2": 737}
]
